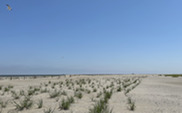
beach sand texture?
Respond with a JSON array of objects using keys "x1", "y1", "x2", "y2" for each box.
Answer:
[{"x1": 0, "y1": 75, "x2": 181, "y2": 113}]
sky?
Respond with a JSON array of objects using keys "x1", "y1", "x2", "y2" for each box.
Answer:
[{"x1": 0, "y1": 0, "x2": 182, "y2": 74}]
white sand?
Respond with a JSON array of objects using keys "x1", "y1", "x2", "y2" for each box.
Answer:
[{"x1": 0, "y1": 75, "x2": 181, "y2": 113}]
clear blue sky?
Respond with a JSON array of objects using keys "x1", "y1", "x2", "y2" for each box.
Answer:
[{"x1": 1, "y1": 0, "x2": 182, "y2": 74}]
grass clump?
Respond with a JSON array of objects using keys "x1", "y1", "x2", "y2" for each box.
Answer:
[
  {"x1": 48, "y1": 81, "x2": 51, "y2": 84},
  {"x1": 74, "y1": 92, "x2": 82, "y2": 99},
  {"x1": 11, "y1": 91, "x2": 20, "y2": 99},
  {"x1": 59, "y1": 99, "x2": 70, "y2": 110},
  {"x1": 0, "y1": 100, "x2": 8, "y2": 108},
  {"x1": 4, "y1": 87, "x2": 10, "y2": 92},
  {"x1": 8, "y1": 85, "x2": 14, "y2": 89},
  {"x1": 89, "y1": 89, "x2": 113, "y2": 113},
  {"x1": 124, "y1": 88, "x2": 131, "y2": 95},
  {"x1": 59, "y1": 96, "x2": 74, "y2": 110},
  {"x1": 49, "y1": 90, "x2": 60, "y2": 98},
  {"x1": 44, "y1": 107, "x2": 55, "y2": 113},
  {"x1": 0, "y1": 86, "x2": 3, "y2": 90},
  {"x1": 103, "y1": 90, "x2": 112, "y2": 103},
  {"x1": 89, "y1": 99, "x2": 112, "y2": 113},
  {"x1": 37, "y1": 99, "x2": 43, "y2": 108},
  {"x1": 127, "y1": 97, "x2": 136, "y2": 111},
  {"x1": 67, "y1": 96, "x2": 75, "y2": 103},
  {"x1": 44, "y1": 83, "x2": 48, "y2": 87},
  {"x1": 96, "y1": 92, "x2": 103, "y2": 98},
  {"x1": 33, "y1": 87, "x2": 40, "y2": 92},
  {"x1": 27, "y1": 89, "x2": 36, "y2": 96},
  {"x1": 117, "y1": 86, "x2": 122, "y2": 92},
  {"x1": 14, "y1": 96, "x2": 33, "y2": 111},
  {"x1": 61, "y1": 91, "x2": 67, "y2": 96},
  {"x1": 85, "y1": 89, "x2": 91, "y2": 94},
  {"x1": 93, "y1": 88, "x2": 97, "y2": 92},
  {"x1": 20, "y1": 90, "x2": 25, "y2": 96}
]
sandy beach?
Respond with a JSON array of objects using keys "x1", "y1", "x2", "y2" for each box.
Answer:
[{"x1": 0, "y1": 75, "x2": 181, "y2": 113}]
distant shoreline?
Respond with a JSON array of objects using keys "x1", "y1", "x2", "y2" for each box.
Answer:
[
  {"x1": 0, "y1": 74, "x2": 66, "y2": 77},
  {"x1": 0, "y1": 74, "x2": 181, "y2": 77},
  {"x1": 0, "y1": 74, "x2": 154, "y2": 77}
]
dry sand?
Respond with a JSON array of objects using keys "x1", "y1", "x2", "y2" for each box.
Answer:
[{"x1": 0, "y1": 75, "x2": 181, "y2": 113}]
